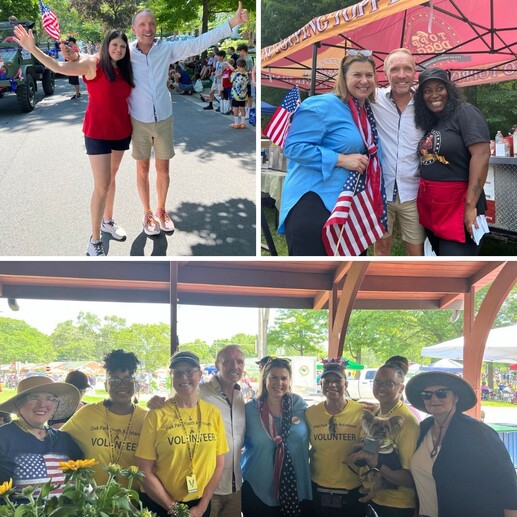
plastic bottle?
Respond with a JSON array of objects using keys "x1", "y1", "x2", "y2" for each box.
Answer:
[{"x1": 495, "y1": 130, "x2": 504, "y2": 144}]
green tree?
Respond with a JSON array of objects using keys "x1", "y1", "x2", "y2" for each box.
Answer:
[
  {"x1": 0, "y1": 0, "x2": 39, "y2": 22},
  {"x1": 50, "y1": 319, "x2": 97, "y2": 360},
  {"x1": 345, "y1": 310, "x2": 463, "y2": 365},
  {"x1": 464, "y1": 81, "x2": 517, "y2": 139},
  {"x1": 0, "y1": 317, "x2": 53, "y2": 363},
  {"x1": 180, "y1": 339, "x2": 214, "y2": 363},
  {"x1": 149, "y1": 0, "x2": 254, "y2": 37},
  {"x1": 69, "y1": 0, "x2": 137, "y2": 31},
  {"x1": 96, "y1": 315, "x2": 128, "y2": 359},
  {"x1": 267, "y1": 309, "x2": 327, "y2": 356},
  {"x1": 113, "y1": 322, "x2": 171, "y2": 372},
  {"x1": 212, "y1": 333, "x2": 257, "y2": 358}
]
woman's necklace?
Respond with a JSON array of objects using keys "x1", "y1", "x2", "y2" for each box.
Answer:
[
  {"x1": 377, "y1": 400, "x2": 403, "y2": 418},
  {"x1": 429, "y1": 407, "x2": 454, "y2": 458},
  {"x1": 105, "y1": 405, "x2": 134, "y2": 465},
  {"x1": 15, "y1": 420, "x2": 47, "y2": 440}
]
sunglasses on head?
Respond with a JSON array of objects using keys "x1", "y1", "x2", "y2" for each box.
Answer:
[
  {"x1": 420, "y1": 388, "x2": 452, "y2": 400},
  {"x1": 347, "y1": 49, "x2": 373, "y2": 57},
  {"x1": 266, "y1": 357, "x2": 292, "y2": 366}
]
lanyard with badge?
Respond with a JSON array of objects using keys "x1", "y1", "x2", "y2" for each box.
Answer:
[{"x1": 173, "y1": 397, "x2": 202, "y2": 494}]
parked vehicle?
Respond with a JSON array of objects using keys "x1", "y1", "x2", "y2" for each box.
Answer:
[
  {"x1": 346, "y1": 368, "x2": 378, "y2": 401},
  {"x1": 0, "y1": 20, "x2": 57, "y2": 112}
]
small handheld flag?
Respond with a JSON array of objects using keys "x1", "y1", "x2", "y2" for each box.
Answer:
[
  {"x1": 322, "y1": 172, "x2": 385, "y2": 256},
  {"x1": 39, "y1": 0, "x2": 60, "y2": 41},
  {"x1": 264, "y1": 86, "x2": 301, "y2": 148}
]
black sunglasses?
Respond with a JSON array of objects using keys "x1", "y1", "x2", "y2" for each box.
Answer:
[
  {"x1": 420, "y1": 388, "x2": 452, "y2": 400},
  {"x1": 329, "y1": 416, "x2": 337, "y2": 437}
]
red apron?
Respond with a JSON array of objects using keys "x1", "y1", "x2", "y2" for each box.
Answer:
[{"x1": 417, "y1": 179, "x2": 468, "y2": 243}]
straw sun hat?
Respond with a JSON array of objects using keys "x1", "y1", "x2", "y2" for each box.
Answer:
[{"x1": 0, "y1": 376, "x2": 80, "y2": 421}]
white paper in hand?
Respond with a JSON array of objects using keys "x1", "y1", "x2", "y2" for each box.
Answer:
[{"x1": 471, "y1": 215, "x2": 490, "y2": 245}]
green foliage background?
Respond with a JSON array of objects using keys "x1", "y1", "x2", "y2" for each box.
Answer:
[{"x1": 1, "y1": 284, "x2": 515, "y2": 370}]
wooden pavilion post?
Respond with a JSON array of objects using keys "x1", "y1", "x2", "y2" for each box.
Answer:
[
  {"x1": 169, "y1": 262, "x2": 179, "y2": 358},
  {"x1": 463, "y1": 262, "x2": 517, "y2": 419},
  {"x1": 328, "y1": 262, "x2": 368, "y2": 359}
]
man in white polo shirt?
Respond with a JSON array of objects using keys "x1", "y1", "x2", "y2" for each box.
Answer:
[
  {"x1": 129, "y1": 3, "x2": 248, "y2": 236},
  {"x1": 371, "y1": 48, "x2": 425, "y2": 256}
]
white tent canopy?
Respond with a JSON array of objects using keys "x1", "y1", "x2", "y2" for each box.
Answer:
[
  {"x1": 421, "y1": 326, "x2": 517, "y2": 363},
  {"x1": 421, "y1": 358, "x2": 464, "y2": 372}
]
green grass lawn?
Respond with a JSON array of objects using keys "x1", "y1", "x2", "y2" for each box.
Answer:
[{"x1": 261, "y1": 206, "x2": 517, "y2": 256}]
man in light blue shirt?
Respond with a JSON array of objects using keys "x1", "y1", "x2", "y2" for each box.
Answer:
[
  {"x1": 130, "y1": 3, "x2": 248, "y2": 236},
  {"x1": 371, "y1": 48, "x2": 425, "y2": 256}
]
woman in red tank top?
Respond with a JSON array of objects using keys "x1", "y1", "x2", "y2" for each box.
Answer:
[{"x1": 13, "y1": 26, "x2": 134, "y2": 256}]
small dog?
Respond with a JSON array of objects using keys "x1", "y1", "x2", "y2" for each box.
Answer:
[{"x1": 352, "y1": 410, "x2": 404, "y2": 502}]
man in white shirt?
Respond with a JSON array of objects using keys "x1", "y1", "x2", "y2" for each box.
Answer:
[
  {"x1": 371, "y1": 48, "x2": 425, "y2": 256},
  {"x1": 199, "y1": 345, "x2": 245, "y2": 517},
  {"x1": 129, "y1": 3, "x2": 248, "y2": 236}
]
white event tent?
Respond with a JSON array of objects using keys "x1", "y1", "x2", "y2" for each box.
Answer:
[{"x1": 421, "y1": 326, "x2": 517, "y2": 363}]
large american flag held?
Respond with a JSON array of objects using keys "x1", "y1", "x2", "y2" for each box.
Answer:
[
  {"x1": 264, "y1": 86, "x2": 301, "y2": 147},
  {"x1": 15, "y1": 453, "x2": 67, "y2": 496},
  {"x1": 322, "y1": 172, "x2": 386, "y2": 256},
  {"x1": 39, "y1": 0, "x2": 60, "y2": 41}
]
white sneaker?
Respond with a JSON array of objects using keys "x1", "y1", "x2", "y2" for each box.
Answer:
[
  {"x1": 101, "y1": 219, "x2": 127, "y2": 240},
  {"x1": 143, "y1": 211, "x2": 160, "y2": 236},
  {"x1": 86, "y1": 238, "x2": 106, "y2": 256},
  {"x1": 154, "y1": 209, "x2": 175, "y2": 232}
]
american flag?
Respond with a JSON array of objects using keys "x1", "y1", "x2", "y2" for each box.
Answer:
[
  {"x1": 264, "y1": 86, "x2": 300, "y2": 147},
  {"x1": 39, "y1": 0, "x2": 60, "y2": 41},
  {"x1": 14, "y1": 453, "x2": 67, "y2": 496},
  {"x1": 322, "y1": 172, "x2": 386, "y2": 256}
]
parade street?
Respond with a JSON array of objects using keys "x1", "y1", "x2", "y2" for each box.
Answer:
[{"x1": 0, "y1": 78, "x2": 256, "y2": 256}]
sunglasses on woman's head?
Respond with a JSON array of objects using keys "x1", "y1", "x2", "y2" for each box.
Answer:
[
  {"x1": 346, "y1": 49, "x2": 373, "y2": 57},
  {"x1": 266, "y1": 357, "x2": 292, "y2": 366},
  {"x1": 420, "y1": 388, "x2": 452, "y2": 400}
]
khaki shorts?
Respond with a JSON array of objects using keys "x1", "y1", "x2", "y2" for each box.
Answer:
[
  {"x1": 131, "y1": 115, "x2": 175, "y2": 161},
  {"x1": 210, "y1": 491, "x2": 241, "y2": 517},
  {"x1": 382, "y1": 195, "x2": 425, "y2": 244}
]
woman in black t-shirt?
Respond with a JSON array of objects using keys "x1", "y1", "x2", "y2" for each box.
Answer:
[{"x1": 414, "y1": 67, "x2": 490, "y2": 256}]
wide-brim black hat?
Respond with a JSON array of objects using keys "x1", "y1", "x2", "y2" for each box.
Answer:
[{"x1": 406, "y1": 371, "x2": 477, "y2": 413}]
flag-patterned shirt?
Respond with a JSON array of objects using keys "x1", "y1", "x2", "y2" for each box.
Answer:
[{"x1": 0, "y1": 422, "x2": 82, "y2": 501}]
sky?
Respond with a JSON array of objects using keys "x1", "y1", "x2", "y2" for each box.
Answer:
[{"x1": 0, "y1": 298, "x2": 262, "y2": 344}]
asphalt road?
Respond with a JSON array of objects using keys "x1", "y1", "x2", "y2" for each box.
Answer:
[{"x1": 0, "y1": 78, "x2": 256, "y2": 256}]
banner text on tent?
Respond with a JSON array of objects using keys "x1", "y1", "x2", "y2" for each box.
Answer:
[{"x1": 262, "y1": 0, "x2": 404, "y2": 61}]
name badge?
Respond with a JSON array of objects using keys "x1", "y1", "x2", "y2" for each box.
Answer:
[{"x1": 186, "y1": 474, "x2": 198, "y2": 494}]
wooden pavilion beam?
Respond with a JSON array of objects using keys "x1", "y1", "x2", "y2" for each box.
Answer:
[
  {"x1": 439, "y1": 261, "x2": 504, "y2": 308},
  {"x1": 328, "y1": 262, "x2": 369, "y2": 359},
  {"x1": 463, "y1": 262, "x2": 517, "y2": 419}
]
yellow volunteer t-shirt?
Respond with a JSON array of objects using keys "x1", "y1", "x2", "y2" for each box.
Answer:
[
  {"x1": 62, "y1": 401, "x2": 148, "y2": 487},
  {"x1": 366, "y1": 402, "x2": 419, "y2": 509},
  {"x1": 305, "y1": 399, "x2": 364, "y2": 489},
  {"x1": 135, "y1": 399, "x2": 229, "y2": 502}
]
